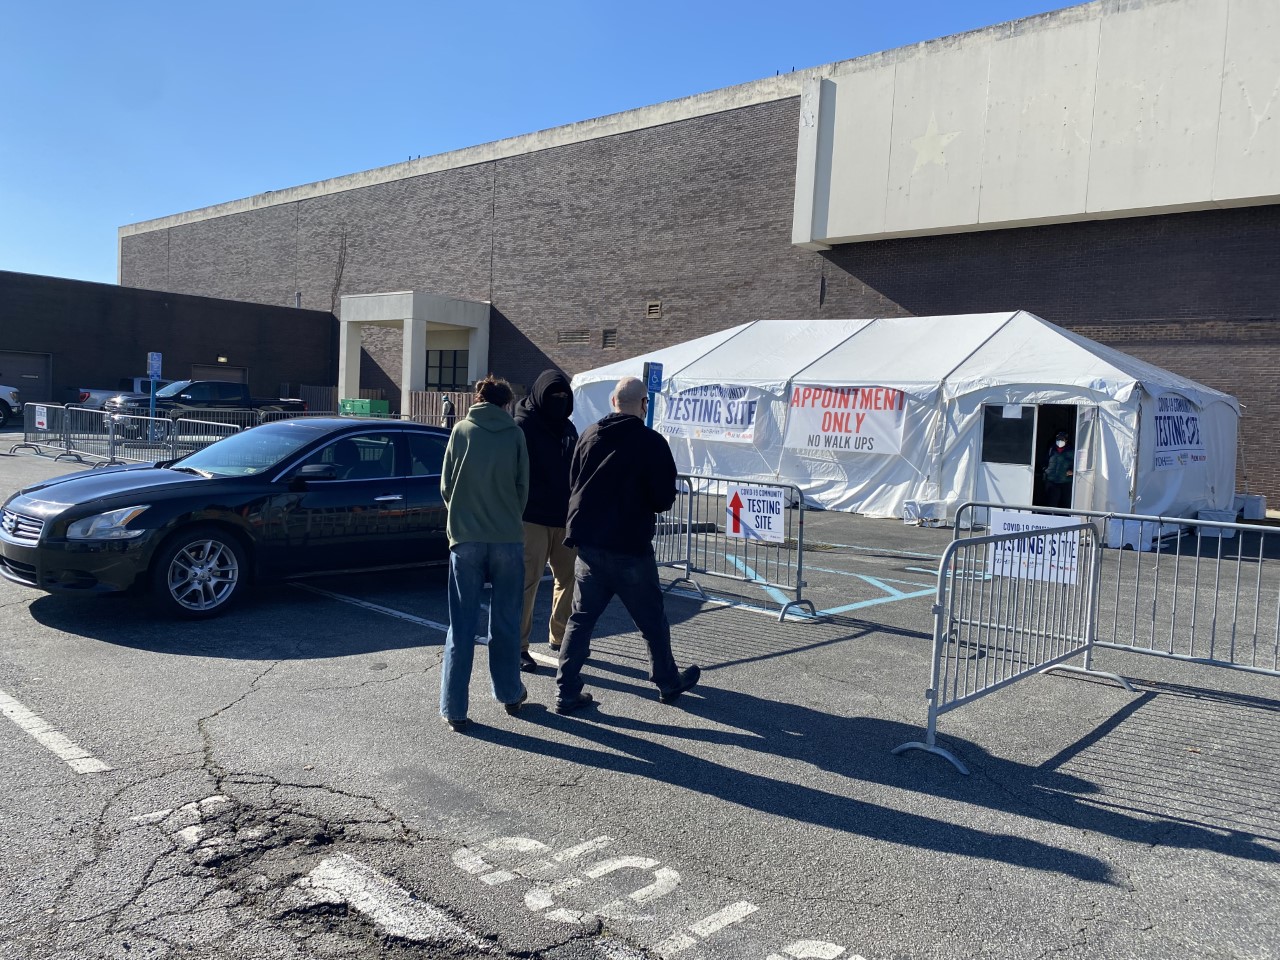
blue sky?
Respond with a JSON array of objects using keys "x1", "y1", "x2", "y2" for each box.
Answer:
[{"x1": 1, "y1": 0, "x2": 1067, "y2": 286}]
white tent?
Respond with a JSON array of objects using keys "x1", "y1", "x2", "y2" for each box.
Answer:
[{"x1": 571, "y1": 311, "x2": 1240, "y2": 519}]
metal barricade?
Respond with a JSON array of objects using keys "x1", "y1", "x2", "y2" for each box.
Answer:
[
  {"x1": 171, "y1": 417, "x2": 240, "y2": 455},
  {"x1": 100, "y1": 413, "x2": 238, "y2": 463},
  {"x1": 259, "y1": 409, "x2": 339, "y2": 423},
  {"x1": 10, "y1": 403, "x2": 72, "y2": 458},
  {"x1": 893, "y1": 521, "x2": 1121, "y2": 773},
  {"x1": 63, "y1": 405, "x2": 116, "y2": 464},
  {"x1": 10, "y1": 406, "x2": 242, "y2": 466},
  {"x1": 954, "y1": 502, "x2": 1280, "y2": 679},
  {"x1": 653, "y1": 474, "x2": 815, "y2": 621},
  {"x1": 167, "y1": 409, "x2": 261, "y2": 432},
  {"x1": 106, "y1": 412, "x2": 181, "y2": 463}
]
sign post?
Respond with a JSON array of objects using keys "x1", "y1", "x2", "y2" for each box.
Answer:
[
  {"x1": 146, "y1": 352, "x2": 163, "y2": 421},
  {"x1": 642, "y1": 361, "x2": 663, "y2": 429}
]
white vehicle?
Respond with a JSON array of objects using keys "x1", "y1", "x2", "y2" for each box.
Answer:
[{"x1": 0, "y1": 384, "x2": 20, "y2": 428}]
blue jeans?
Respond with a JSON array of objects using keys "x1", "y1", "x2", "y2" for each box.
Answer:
[
  {"x1": 556, "y1": 545, "x2": 680, "y2": 703},
  {"x1": 440, "y1": 541, "x2": 526, "y2": 721}
]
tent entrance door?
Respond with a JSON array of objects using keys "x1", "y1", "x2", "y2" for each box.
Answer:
[
  {"x1": 1032, "y1": 403, "x2": 1080, "y2": 507},
  {"x1": 975, "y1": 403, "x2": 1081, "y2": 506},
  {"x1": 976, "y1": 404, "x2": 1036, "y2": 505}
]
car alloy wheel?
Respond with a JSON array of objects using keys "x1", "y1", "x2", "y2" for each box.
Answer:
[{"x1": 151, "y1": 526, "x2": 246, "y2": 618}]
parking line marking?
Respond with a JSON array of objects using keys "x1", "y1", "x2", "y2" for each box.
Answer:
[
  {"x1": 298, "y1": 853, "x2": 487, "y2": 946},
  {"x1": 294, "y1": 584, "x2": 449, "y2": 632},
  {"x1": 0, "y1": 689, "x2": 112, "y2": 774},
  {"x1": 655, "y1": 900, "x2": 760, "y2": 954},
  {"x1": 724, "y1": 556, "x2": 933, "y2": 618}
]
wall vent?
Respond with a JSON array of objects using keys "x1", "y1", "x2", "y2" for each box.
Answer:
[
  {"x1": 602, "y1": 328, "x2": 618, "y2": 348},
  {"x1": 557, "y1": 329, "x2": 591, "y2": 345},
  {"x1": 645, "y1": 300, "x2": 662, "y2": 320}
]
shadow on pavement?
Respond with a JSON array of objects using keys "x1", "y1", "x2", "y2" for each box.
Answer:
[{"x1": 475, "y1": 664, "x2": 1280, "y2": 884}]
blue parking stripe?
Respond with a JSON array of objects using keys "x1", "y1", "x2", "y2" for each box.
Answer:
[{"x1": 725, "y1": 555, "x2": 935, "y2": 617}]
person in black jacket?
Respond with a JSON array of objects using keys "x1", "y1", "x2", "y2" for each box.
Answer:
[
  {"x1": 554, "y1": 376, "x2": 700, "y2": 715},
  {"x1": 514, "y1": 369, "x2": 579, "y2": 673}
]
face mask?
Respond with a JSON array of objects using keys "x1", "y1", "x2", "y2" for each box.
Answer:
[
  {"x1": 541, "y1": 395, "x2": 570, "y2": 421},
  {"x1": 1056, "y1": 440, "x2": 1066, "y2": 448}
]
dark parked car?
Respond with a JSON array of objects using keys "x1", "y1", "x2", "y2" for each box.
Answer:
[{"x1": 0, "y1": 418, "x2": 451, "y2": 618}]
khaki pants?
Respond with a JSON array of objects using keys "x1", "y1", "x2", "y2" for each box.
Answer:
[{"x1": 521, "y1": 522, "x2": 577, "y2": 651}]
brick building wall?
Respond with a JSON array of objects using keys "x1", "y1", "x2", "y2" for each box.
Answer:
[
  {"x1": 118, "y1": 96, "x2": 1280, "y2": 498},
  {"x1": 0, "y1": 271, "x2": 337, "y2": 404}
]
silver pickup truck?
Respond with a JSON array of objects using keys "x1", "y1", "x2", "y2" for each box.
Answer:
[
  {"x1": 75, "y1": 377, "x2": 175, "y2": 411},
  {"x1": 0, "y1": 384, "x2": 20, "y2": 427}
]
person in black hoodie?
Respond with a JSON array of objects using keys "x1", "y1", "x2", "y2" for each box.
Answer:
[
  {"x1": 514, "y1": 369, "x2": 579, "y2": 674},
  {"x1": 554, "y1": 376, "x2": 700, "y2": 715}
]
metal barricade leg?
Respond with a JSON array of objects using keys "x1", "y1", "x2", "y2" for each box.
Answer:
[{"x1": 892, "y1": 551, "x2": 969, "y2": 774}]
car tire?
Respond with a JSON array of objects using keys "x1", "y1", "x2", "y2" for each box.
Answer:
[
  {"x1": 0, "y1": 402, "x2": 11, "y2": 428},
  {"x1": 150, "y1": 525, "x2": 248, "y2": 619}
]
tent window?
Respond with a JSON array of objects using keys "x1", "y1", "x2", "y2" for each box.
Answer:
[{"x1": 982, "y1": 405, "x2": 1034, "y2": 465}]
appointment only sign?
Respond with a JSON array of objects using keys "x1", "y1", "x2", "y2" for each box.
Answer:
[
  {"x1": 783, "y1": 384, "x2": 906, "y2": 455},
  {"x1": 724, "y1": 484, "x2": 785, "y2": 543}
]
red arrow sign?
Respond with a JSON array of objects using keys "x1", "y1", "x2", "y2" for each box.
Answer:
[{"x1": 728, "y1": 491, "x2": 743, "y2": 534}]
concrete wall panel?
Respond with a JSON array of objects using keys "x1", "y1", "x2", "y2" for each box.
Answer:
[
  {"x1": 979, "y1": 16, "x2": 1099, "y2": 224},
  {"x1": 1087, "y1": 0, "x2": 1228, "y2": 213},
  {"x1": 822, "y1": 68, "x2": 896, "y2": 239},
  {"x1": 884, "y1": 42, "x2": 990, "y2": 233},
  {"x1": 1214, "y1": 0, "x2": 1280, "y2": 202}
]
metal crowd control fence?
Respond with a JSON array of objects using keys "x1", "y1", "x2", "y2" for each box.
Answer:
[
  {"x1": 259, "y1": 409, "x2": 340, "y2": 423},
  {"x1": 893, "y1": 521, "x2": 1124, "y2": 773},
  {"x1": 953, "y1": 502, "x2": 1280, "y2": 679},
  {"x1": 11, "y1": 404, "x2": 74, "y2": 459},
  {"x1": 8, "y1": 404, "x2": 242, "y2": 465},
  {"x1": 653, "y1": 474, "x2": 816, "y2": 621}
]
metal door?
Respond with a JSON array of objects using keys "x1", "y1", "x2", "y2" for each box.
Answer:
[{"x1": 0, "y1": 351, "x2": 52, "y2": 403}]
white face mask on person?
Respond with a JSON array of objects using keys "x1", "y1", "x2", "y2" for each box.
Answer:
[{"x1": 1056, "y1": 440, "x2": 1067, "y2": 449}]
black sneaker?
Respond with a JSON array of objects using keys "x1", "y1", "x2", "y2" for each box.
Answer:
[
  {"x1": 659, "y1": 665, "x2": 701, "y2": 704},
  {"x1": 504, "y1": 688, "x2": 529, "y2": 716},
  {"x1": 520, "y1": 651, "x2": 539, "y2": 674},
  {"x1": 554, "y1": 692, "x2": 595, "y2": 715},
  {"x1": 442, "y1": 716, "x2": 470, "y2": 733}
]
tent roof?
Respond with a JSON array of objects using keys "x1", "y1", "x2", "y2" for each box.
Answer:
[
  {"x1": 794, "y1": 312, "x2": 1012, "y2": 394},
  {"x1": 571, "y1": 322, "x2": 751, "y2": 387},
  {"x1": 670, "y1": 318, "x2": 872, "y2": 392},
  {"x1": 574, "y1": 311, "x2": 1237, "y2": 411}
]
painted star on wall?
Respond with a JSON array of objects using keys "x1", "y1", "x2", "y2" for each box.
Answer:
[{"x1": 910, "y1": 114, "x2": 961, "y2": 175}]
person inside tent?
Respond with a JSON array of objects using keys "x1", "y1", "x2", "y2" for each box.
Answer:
[{"x1": 1042, "y1": 431, "x2": 1074, "y2": 509}]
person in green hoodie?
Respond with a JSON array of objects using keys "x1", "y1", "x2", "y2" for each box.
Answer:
[{"x1": 439, "y1": 375, "x2": 530, "y2": 732}]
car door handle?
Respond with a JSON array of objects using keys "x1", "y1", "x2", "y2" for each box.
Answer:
[{"x1": 374, "y1": 494, "x2": 404, "y2": 502}]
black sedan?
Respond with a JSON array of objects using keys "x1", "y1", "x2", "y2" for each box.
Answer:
[{"x1": 0, "y1": 418, "x2": 451, "y2": 618}]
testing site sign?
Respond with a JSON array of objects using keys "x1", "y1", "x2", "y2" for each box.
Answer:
[
  {"x1": 986, "y1": 509, "x2": 1081, "y2": 584},
  {"x1": 1152, "y1": 395, "x2": 1206, "y2": 471},
  {"x1": 724, "y1": 484, "x2": 785, "y2": 542},
  {"x1": 659, "y1": 384, "x2": 761, "y2": 444},
  {"x1": 783, "y1": 384, "x2": 906, "y2": 455}
]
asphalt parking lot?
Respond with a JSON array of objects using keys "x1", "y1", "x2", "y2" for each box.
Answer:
[{"x1": 2, "y1": 431, "x2": 1278, "y2": 960}]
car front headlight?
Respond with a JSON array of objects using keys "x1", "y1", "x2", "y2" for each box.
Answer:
[
  {"x1": 5, "y1": 390, "x2": 17, "y2": 405},
  {"x1": 66, "y1": 505, "x2": 150, "y2": 540}
]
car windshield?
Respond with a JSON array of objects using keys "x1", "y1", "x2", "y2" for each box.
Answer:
[
  {"x1": 155, "y1": 380, "x2": 193, "y2": 398},
  {"x1": 169, "y1": 422, "x2": 329, "y2": 477}
]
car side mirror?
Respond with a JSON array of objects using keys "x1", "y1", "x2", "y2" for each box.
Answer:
[{"x1": 296, "y1": 463, "x2": 339, "y2": 482}]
